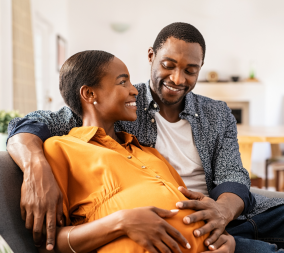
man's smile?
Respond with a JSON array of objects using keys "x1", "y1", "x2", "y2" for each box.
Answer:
[{"x1": 162, "y1": 81, "x2": 186, "y2": 93}]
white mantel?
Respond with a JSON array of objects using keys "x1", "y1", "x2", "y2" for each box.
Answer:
[{"x1": 193, "y1": 82, "x2": 266, "y2": 126}]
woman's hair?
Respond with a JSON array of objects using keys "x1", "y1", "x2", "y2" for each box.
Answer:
[
  {"x1": 59, "y1": 50, "x2": 114, "y2": 117},
  {"x1": 153, "y1": 22, "x2": 206, "y2": 62}
]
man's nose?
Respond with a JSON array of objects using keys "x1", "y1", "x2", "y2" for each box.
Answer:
[{"x1": 170, "y1": 70, "x2": 185, "y2": 85}]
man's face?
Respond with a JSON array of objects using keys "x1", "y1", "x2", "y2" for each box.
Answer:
[{"x1": 149, "y1": 37, "x2": 203, "y2": 106}]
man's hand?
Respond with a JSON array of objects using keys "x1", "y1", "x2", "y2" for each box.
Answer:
[
  {"x1": 122, "y1": 206, "x2": 191, "y2": 253},
  {"x1": 7, "y1": 133, "x2": 63, "y2": 251},
  {"x1": 201, "y1": 231, "x2": 235, "y2": 253},
  {"x1": 176, "y1": 187, "x2": 243, "y2": 248}
]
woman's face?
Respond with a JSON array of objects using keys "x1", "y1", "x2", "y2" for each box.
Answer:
[{"x1": 94, "y1": 57, "x2": 138, "y2": 122}]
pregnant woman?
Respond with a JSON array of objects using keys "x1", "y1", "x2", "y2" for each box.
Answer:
[{"x1": 41, "y1": 50, "x2": 208, "y2": 253}]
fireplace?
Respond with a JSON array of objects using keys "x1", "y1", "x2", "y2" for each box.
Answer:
[{"x1": 226, "y1": 102, "x2": 249, "y2": 125}]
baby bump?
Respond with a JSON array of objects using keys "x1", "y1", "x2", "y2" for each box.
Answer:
[{"x1": 97, "y1": 209, "x2": 208, "y2": 253}]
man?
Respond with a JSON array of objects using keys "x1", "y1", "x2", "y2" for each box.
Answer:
[{"x1": 7, "y1": 22, "x2": 284, "y2": 252}]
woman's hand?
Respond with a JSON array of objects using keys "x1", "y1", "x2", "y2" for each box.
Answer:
[{"x1": 121, "y1": 206, "x2": 191, "y2": 253}]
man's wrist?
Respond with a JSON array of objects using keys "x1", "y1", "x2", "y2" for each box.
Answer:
[
  {"x1": 217, "y1": 193, "x2": 244, "y2": 222},
  {"x1": 216, "y1": 199, "x2": 234, "y2": 223}
]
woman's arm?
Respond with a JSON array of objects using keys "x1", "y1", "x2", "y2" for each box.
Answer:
[{"x1": 39, "y1": 207, "x2": 190, "y2": 253}]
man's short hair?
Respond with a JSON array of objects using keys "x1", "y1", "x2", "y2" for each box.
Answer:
[
  {"x1": 153, "y1": 22, "x2": 206, "y2": 61},
  {"x1": 59, "y1": 50, "x2": 114, "y2": 117}
]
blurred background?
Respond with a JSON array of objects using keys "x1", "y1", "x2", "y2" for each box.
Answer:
[{"x1": 1, "y1": 0, "x2": 284, "y2": 190}]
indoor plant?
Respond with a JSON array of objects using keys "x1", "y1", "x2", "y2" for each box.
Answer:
[
  {"x1": 0, "y1": 110, "x2": 23, "y2": 151},
  {"x1": 0, "y1": 236, "x2": 13, "y2": 253}
]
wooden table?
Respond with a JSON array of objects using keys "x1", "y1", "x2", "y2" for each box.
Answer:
[{"x1": 237, "y1": 126, "x2": 284, "y2": 177}]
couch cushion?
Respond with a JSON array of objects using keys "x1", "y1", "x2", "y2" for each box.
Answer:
[{"x1": 0, "y1": 151, "x2": 37, "y2": 253}]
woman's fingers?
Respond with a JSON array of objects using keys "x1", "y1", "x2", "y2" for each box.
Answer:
[
  {"x1": 165, "y1": 222, "x2": 191, "y2": 250},
  {"x1": 152, "y1": 206, "x2": 190, "y2": 250},
  {"x1": 155, "y1": 239, "x2": 181, "y2": 253},
  {"x1": 152, "y1": 206, "x2": 180, "y2": 218}
]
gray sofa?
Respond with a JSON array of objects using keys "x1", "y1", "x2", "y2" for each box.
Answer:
[
  {"x1": 0, "y1": 151, "x2": 38, "y2": 253},
  {"x1": 1, "y1": 151, "x2": 284, "y2": 253}
]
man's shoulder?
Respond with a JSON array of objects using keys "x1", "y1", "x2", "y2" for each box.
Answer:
[
  {"x1": 133, "y1": 82, "x2": 147, "y2": 89},
  {"x1": 190, "y1": 92, "x2": 229, "y2": 113}
]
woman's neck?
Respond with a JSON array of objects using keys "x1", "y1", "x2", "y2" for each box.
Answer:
[{"x1": 82, "y1": 113, "x2": 120, "y2": 143}]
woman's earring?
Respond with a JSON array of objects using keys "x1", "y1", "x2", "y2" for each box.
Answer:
[{"x1": 93, "y1": 101, "x2": 97, "y2": 105}]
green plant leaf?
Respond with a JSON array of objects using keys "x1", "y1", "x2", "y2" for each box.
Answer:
[
  {"x1": 0, "y1": 110, "x2": 23, "y2": 134},
  {"x1": 0, "y1": 236, "x2": 14, "y2": 253}
]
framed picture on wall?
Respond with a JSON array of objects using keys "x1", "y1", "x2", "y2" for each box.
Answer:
[{"x1": 57, "y1": 35, "x2": 67, "y2": 71}]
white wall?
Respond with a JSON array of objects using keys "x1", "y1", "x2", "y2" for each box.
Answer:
[
  {"x1": 0, "y1": 0, "x2": 13, "y2": 111},
  {"x1": 68, "y1": 0, "x2": 284, "y2": 126},
  {"x1": 30, "y1": 0, "x2": 69, "y2": 111}
]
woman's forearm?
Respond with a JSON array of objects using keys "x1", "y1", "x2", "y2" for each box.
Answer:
[{"x1": 54, "y1": 210, "x2": 126, "y2": 253}]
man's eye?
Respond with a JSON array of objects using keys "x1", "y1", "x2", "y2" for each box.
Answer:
[
  {"x1": 185, "y1": 69, "x2": 197, "y2": 75},
  {"x1": 162, "y1": 63, "x2": 174, "y2": 69},
  {"x1": 120, "y1": 80, "x2": 126, "y2": 85}
]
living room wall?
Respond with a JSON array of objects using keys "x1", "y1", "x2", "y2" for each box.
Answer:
[{"x1": 67, "y1": 0, "x2": 284, "y2": 126}]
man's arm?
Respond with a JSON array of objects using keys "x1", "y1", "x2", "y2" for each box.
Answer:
[
  {"x1": 6, "y1": 106, "x2": 80, "y2": 250},
  {"x1": 7, "y1": 133, "x2": 63, "y2": 251}
]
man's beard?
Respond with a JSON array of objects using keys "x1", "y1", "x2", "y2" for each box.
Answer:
[{"x1": 151, "y1": 70, "x2": 188, "y2": 106}]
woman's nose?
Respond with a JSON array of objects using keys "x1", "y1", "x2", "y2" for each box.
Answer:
[{"x1": 130, "y1": 83, "x2": 138, "y2": 96}]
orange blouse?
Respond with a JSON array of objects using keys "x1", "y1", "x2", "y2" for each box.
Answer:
[{"x1": 43, "y1": 126, "x2": 207, "y2": 253}]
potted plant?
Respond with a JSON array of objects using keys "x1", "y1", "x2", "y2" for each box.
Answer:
[
  {"x1": 0, "y1": 236, "x2": 13, "y2": 253},
  {"x1": 0, "y1": 110, "x2": 23, "y2": 151}
]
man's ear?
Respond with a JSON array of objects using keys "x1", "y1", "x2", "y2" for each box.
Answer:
[
  {"x1": 80, "y1": 85, "x2": 97, "y2": 104},
  {"x1": 148, "y1": 47, "x2": 155, "y2": 66}
]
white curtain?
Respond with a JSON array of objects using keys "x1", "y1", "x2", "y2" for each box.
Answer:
[{"x1": 12, "y1": 0, "x2": 37, "y2": 114}]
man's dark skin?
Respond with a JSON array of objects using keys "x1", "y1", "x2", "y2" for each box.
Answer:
[{"x1": 7, "y1": 37, "x2": 240, "y2": 252}]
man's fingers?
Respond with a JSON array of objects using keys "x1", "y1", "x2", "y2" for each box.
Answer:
[
  {"x1": 33, "y1": 214, "x2": 45, "y2": 246},
  {"x1": 207, "y1": 234, "x2": 227, "y2": 251},
  {"x1": 56, "y1": 194, "x2": 63, "y2": 226},
  {"x1": 200, "y1": 244, "x2": 228, "y2": 253},
  {"x1": 176, "y1": 199, "x2": 206, "y2": 210},
  {"x1": 178, "y1": 186, "x2": 205, "y2": 200},
  {"x1": 25, "y1": 212, "x2": 34, "y2": 230},
  {"x1": 200, "y1": 234, "x2": 235, "y2": 253},
  {"x1": 20, "y1": 205, "x2": 26, "y2": 221},
  {"x1": 193, "y1": 222, "x2": 219, "y2": 237},
  {"x1": 183, "y1": 210, "x2": 209, "y2": 225},
  {"x1": 45, "y1": 210, "x2": 57, "y2": 250},
  {"x1": 204, "y1": 229, "x2": 224, "y2": 246}
]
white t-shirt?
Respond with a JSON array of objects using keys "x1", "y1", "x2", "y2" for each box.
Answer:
[{"x1": 155, "y1": 112, "x2": 209, "y2": 196}]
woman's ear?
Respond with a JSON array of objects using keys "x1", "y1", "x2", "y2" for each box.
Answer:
[
  {"x1": 80, "y1": 85, "x2": 97, "y2": 104},
  {"x1": 148, "y1": 47, "x2": 155, "y2": 66}
]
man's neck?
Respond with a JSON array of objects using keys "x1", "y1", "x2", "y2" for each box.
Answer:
[{"x1": 149, "y1": 86, "x2": 185, "y2": 123}]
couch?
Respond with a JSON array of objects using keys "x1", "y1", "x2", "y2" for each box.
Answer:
[{"x1": 1, "y1": 151, "x2": 284, "y2": 253}]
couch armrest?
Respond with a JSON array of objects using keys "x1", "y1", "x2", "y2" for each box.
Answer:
[{"x1": 250, "y1": 187, "x2": 284, "y2": 198}]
